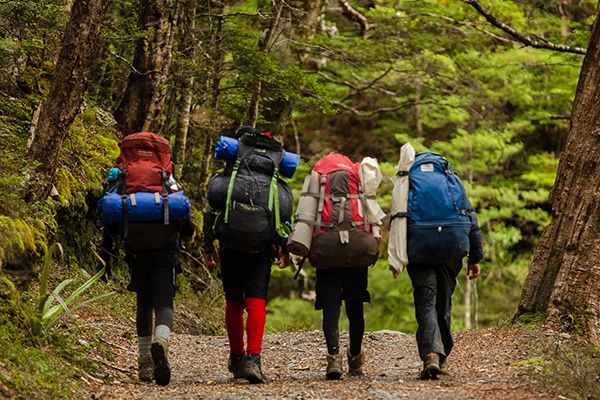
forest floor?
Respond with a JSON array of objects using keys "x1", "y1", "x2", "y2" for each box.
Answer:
[{"x1": 75, "y1": 308, "x2": 583, "y2": 400}]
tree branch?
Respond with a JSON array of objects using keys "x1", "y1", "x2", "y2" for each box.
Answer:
[
  {"x1": 463, "y1": 0, "x2": 586, "y2": 55},
  {"x1": 338, "y1": 0, "x2": 369, "y2": 37}
]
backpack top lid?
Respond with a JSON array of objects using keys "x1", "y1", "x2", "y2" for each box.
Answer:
[
  {"x1": 117, "y1": 132, "x2": 172, "y2": 171},
  {"x1": 313, "y1": 153, "x2": 358, "y2": 176},
  {"x1": 238, "y1": 130, "x2": 282, "y2": 153},
  {"x1": 409, "y1": 151, "x2": 469, "y2": 221}
]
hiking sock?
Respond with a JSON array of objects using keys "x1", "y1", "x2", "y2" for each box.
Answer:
[
  {"x1": 225, "y1": 301, "x2": 246, "y2": 354},
  {"x1": 137, "y1": 336, "x2": 153, "y2": 382},
  {"x1": 345, "y1": 300, "x2": 365, "y2": 356},
  {"x1": 152, "y1": 324, "x2": 171, "y2": 386},
  {"x1": 322, "y1": 303, "x2": 341, "y2": 355},
  {"x1": 245, "y1": 298, "x2": 266, "y2": 355}
]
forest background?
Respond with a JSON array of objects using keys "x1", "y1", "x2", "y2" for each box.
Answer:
[{"x1": 0, "y1": 0, "x2": 596, "y2": 398}]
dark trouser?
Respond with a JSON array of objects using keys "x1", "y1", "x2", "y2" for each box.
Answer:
[
  {"x1": 125, "y1": 249, "x2": 179, "y2": 337},
  {"x1": 316, "y1": 268, "x2": 370, "y2": 356},
  {"x1": 406, "y1": 261, "x2": 462, "y2": 361}
]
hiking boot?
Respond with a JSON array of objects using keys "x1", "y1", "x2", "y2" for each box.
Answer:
[
  {"x1": 419, "y1": 352, "x2": 441, "y2": 380},
  {"x1": 151, "y1": 338, "x2": 171, "y2": 386},
  {"x1": 439, "y1": 357, "x2": 448, "y2": 375},
  {"x1": 228, "y1": 353, "x2": 246, "y2": 379},
  {"x1": 326, "y1": 353, "x2": 343, "y2": 380},
  {"x1": 138, "y1": 356, "x2": 154, "y2": 382},
  {"x1": 244, "y1": 354, "x2": 266, "y2": 384},
  {"x1": 347, "y1": 349, "x2": 364, "y2": 376}
]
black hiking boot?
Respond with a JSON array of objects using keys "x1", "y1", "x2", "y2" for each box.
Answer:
[
  {"x1": 244, "y1": 354, "x2": 266, "y2": 384},
  {"x1": 151, "y1": 339, "x2": 171, "y2": 386},
  {"x1": 228, "y1": 353, "x2": 246, "y2": 379},
  {"x1": 419, "y1": 352, "x2": 441, "y2": 380}
]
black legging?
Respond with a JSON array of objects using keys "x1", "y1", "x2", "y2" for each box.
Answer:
[
  {"x1": 136, "y1": 291, "x2": 174, "y2": 337},
  {"x1": 322, "y1": 300, "x2": 364, "y2": 356}
]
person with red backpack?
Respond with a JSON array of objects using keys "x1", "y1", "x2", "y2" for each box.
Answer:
[
  {"x1": 287, "y1": 153, "x2": 385, "y2": 380},
  {"x1": 203, "y1": 126, "x2": 293, "y2": 384},
  {"x1": 97, "y1": 132, "x2": 195, "y2": 386}
]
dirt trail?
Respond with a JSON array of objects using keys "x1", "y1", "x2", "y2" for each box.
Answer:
[{"x1": 84, "y1": 325, "x2": 554, "y2": 400}]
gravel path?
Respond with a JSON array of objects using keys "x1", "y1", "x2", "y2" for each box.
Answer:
[{"x1": 83, "y1": 323, "x2": 555, "y2": 400}]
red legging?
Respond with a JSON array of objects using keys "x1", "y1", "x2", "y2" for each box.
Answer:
[{"x1": 225, "y1": 298, "x2": 267, "y2": 355}]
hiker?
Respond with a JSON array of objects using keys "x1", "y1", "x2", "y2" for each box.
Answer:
[
  {"x1": 203, "y1": 126, "x2": 294, "y2": 384},
  {"x1": 407, "y1": 215, "x2": 482, "y2": 379},
  {"x1": 287, "y1": 154, "x2": 385, "y2": 380},
  {"x1": 97, "y1": 132, "x2": 195, "y2": 386},
  {"x1": 398, "y1": 150, "x2": 484, "y2": 379}
]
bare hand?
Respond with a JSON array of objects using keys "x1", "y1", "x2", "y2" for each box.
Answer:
[
  {"x1": 466, "y1": 263, "x2": 480, "y2": 280},
  {"x1": 278, "y1": 250, "x2": 290, "y2": 269},
  {"x1": 204, "y1": 250, "x2": 219, "y2": 267}
]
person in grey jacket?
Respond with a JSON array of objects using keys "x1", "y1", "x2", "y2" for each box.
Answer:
[{"x1": 406, "y1": 206, "x2": 484, "y2": 380}]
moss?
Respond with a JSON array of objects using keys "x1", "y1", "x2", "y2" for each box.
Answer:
[
  {"x1": 0, "y1": 217, "x2": 37, "y2": 267},
  {"x1": 515, "y1": 311, "x2": 547, "y2": 329}
]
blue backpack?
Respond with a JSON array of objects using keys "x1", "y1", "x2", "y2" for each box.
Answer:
[{"x1": 406, "y1": 152, "x2": 472, "y2": 264}]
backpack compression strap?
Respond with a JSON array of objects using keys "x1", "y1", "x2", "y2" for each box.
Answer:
[
  {"x1": 120, "y1": 165, "x2": 129, "y2": 238},
  {"x1": 161, "y1": 169, "x2": 170, "y2": 225},
  {"x1": 224, "y1": 158, "x2": 241, "y2": 223}
]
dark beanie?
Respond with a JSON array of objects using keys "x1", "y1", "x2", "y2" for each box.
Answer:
[{"x1": 235, "y1": 126, "x2": 261, "y2": 139}]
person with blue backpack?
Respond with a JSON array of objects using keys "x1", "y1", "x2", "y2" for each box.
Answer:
[
  {"x1": 203, "y1": 126, "x2": 294, "y2": 384},
  {"x1": 391, "y1": 149, "x2": 484, "y2": 380}
]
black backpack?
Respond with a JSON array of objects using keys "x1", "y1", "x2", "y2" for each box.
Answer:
[{"x1": 207, "y1": 132, "x2": 293, "y2": 253}]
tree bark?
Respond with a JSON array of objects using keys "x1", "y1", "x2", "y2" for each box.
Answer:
[
  {"x1": 26, "y1": 0, "x2": 112, "y2": 202},
  {"x1": 113, "y1": 0, "x2": 176, "y2": 136},
  {"x1": 247, "y1": 0, "x2": 284, "y2": 125},
  {"x1": 172, "y1": 0, "x2": 197, "y2": 179},
  {"x1": 518, "y1": 6, "x2": 600, "y2": 344}
]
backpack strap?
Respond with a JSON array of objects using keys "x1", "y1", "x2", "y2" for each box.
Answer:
[
  {"x1": 224, "y1": 158, "x2": 241, "y2": 223},
  {"x1": 356, "y1": 181, "x2": 370, "y2": 231},
  {"x1": 315, "y1": 174, "x2": 327, "y2": 229},
  {"x1": 161, "y1": 170, "x2": 170, "y2": 225}
]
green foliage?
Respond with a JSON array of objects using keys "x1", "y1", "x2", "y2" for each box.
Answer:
[
  {"x1": 266, "y1": 297, "x2": 320, "y2": 333},
  {"x1": 0, "y1": 275, "x2": 92, "y2": 399},
  {"x1": 33, "y1": 243, "x2": 114, "y2": 336}
]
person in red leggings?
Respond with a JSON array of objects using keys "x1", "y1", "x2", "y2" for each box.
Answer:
[{"x1": 203, "y1": 217, "x2": 289, "y2": 384}]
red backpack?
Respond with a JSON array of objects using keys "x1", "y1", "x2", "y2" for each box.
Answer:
[
  {"x1": 114, "y1": 132, "x2": 173, "y2": 194},
  {"x1": 306, "y1": 153, "x2": 379, "y2": 269},
  {"x1": 98, "y1": 132, "x2": 190, "y2": 250}
]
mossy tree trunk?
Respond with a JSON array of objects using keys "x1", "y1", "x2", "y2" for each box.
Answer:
[
  {"x1": 518, "y1": 6, "x2": 600, "y2": 344},
  {"x1": 112, "y1": 0, "x2": 176, "y2": 136},
  {"x1": 26, "y1": 0, "x2": 112, "y2": 202}
]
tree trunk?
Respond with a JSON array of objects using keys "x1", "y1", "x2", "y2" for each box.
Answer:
[
  {"x1": 518, "y1": 6, "x2": 600, "y2": 344},
  {"x1": 113, "y1": 0, "x2": 176, "y2": 136},
  {"x1": 299, "y1": 0, "x2": 325, "y2": 39},
  {"x1": 172, "y1": 1, "x2": 197, "y2": 179},
  {"x1": 247, "y1": 0, "x2": 283, "y2": 125},
  {"x1": 26, "y1": 0, "x2": 112, "y2": 202}
]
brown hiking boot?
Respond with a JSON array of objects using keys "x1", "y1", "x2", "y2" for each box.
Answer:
[
  {"x1": 138, "y1": 356, "x2": 153, "y2": 382},
  {"x1": 151, "y1": 338, "x2": 171, "y2": 386},
  {"x1": 439, "y1": 357, "x2": 448, "y2": 375},
  {"x1": 326, "y1": 353, "x2": 343, "y2": 380},
  {"x1": 347, "y1": 349, "x2": 364, "y2": 376},
  {"x1": 419, "y1": 352, "x2": 441, "y2": 380},
  {"x1": 244, "y1": 354, "x2": 266, "y2": 384},
  {"x1": 228, "y1": 353, "x2": 246, "y2": 379}
]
